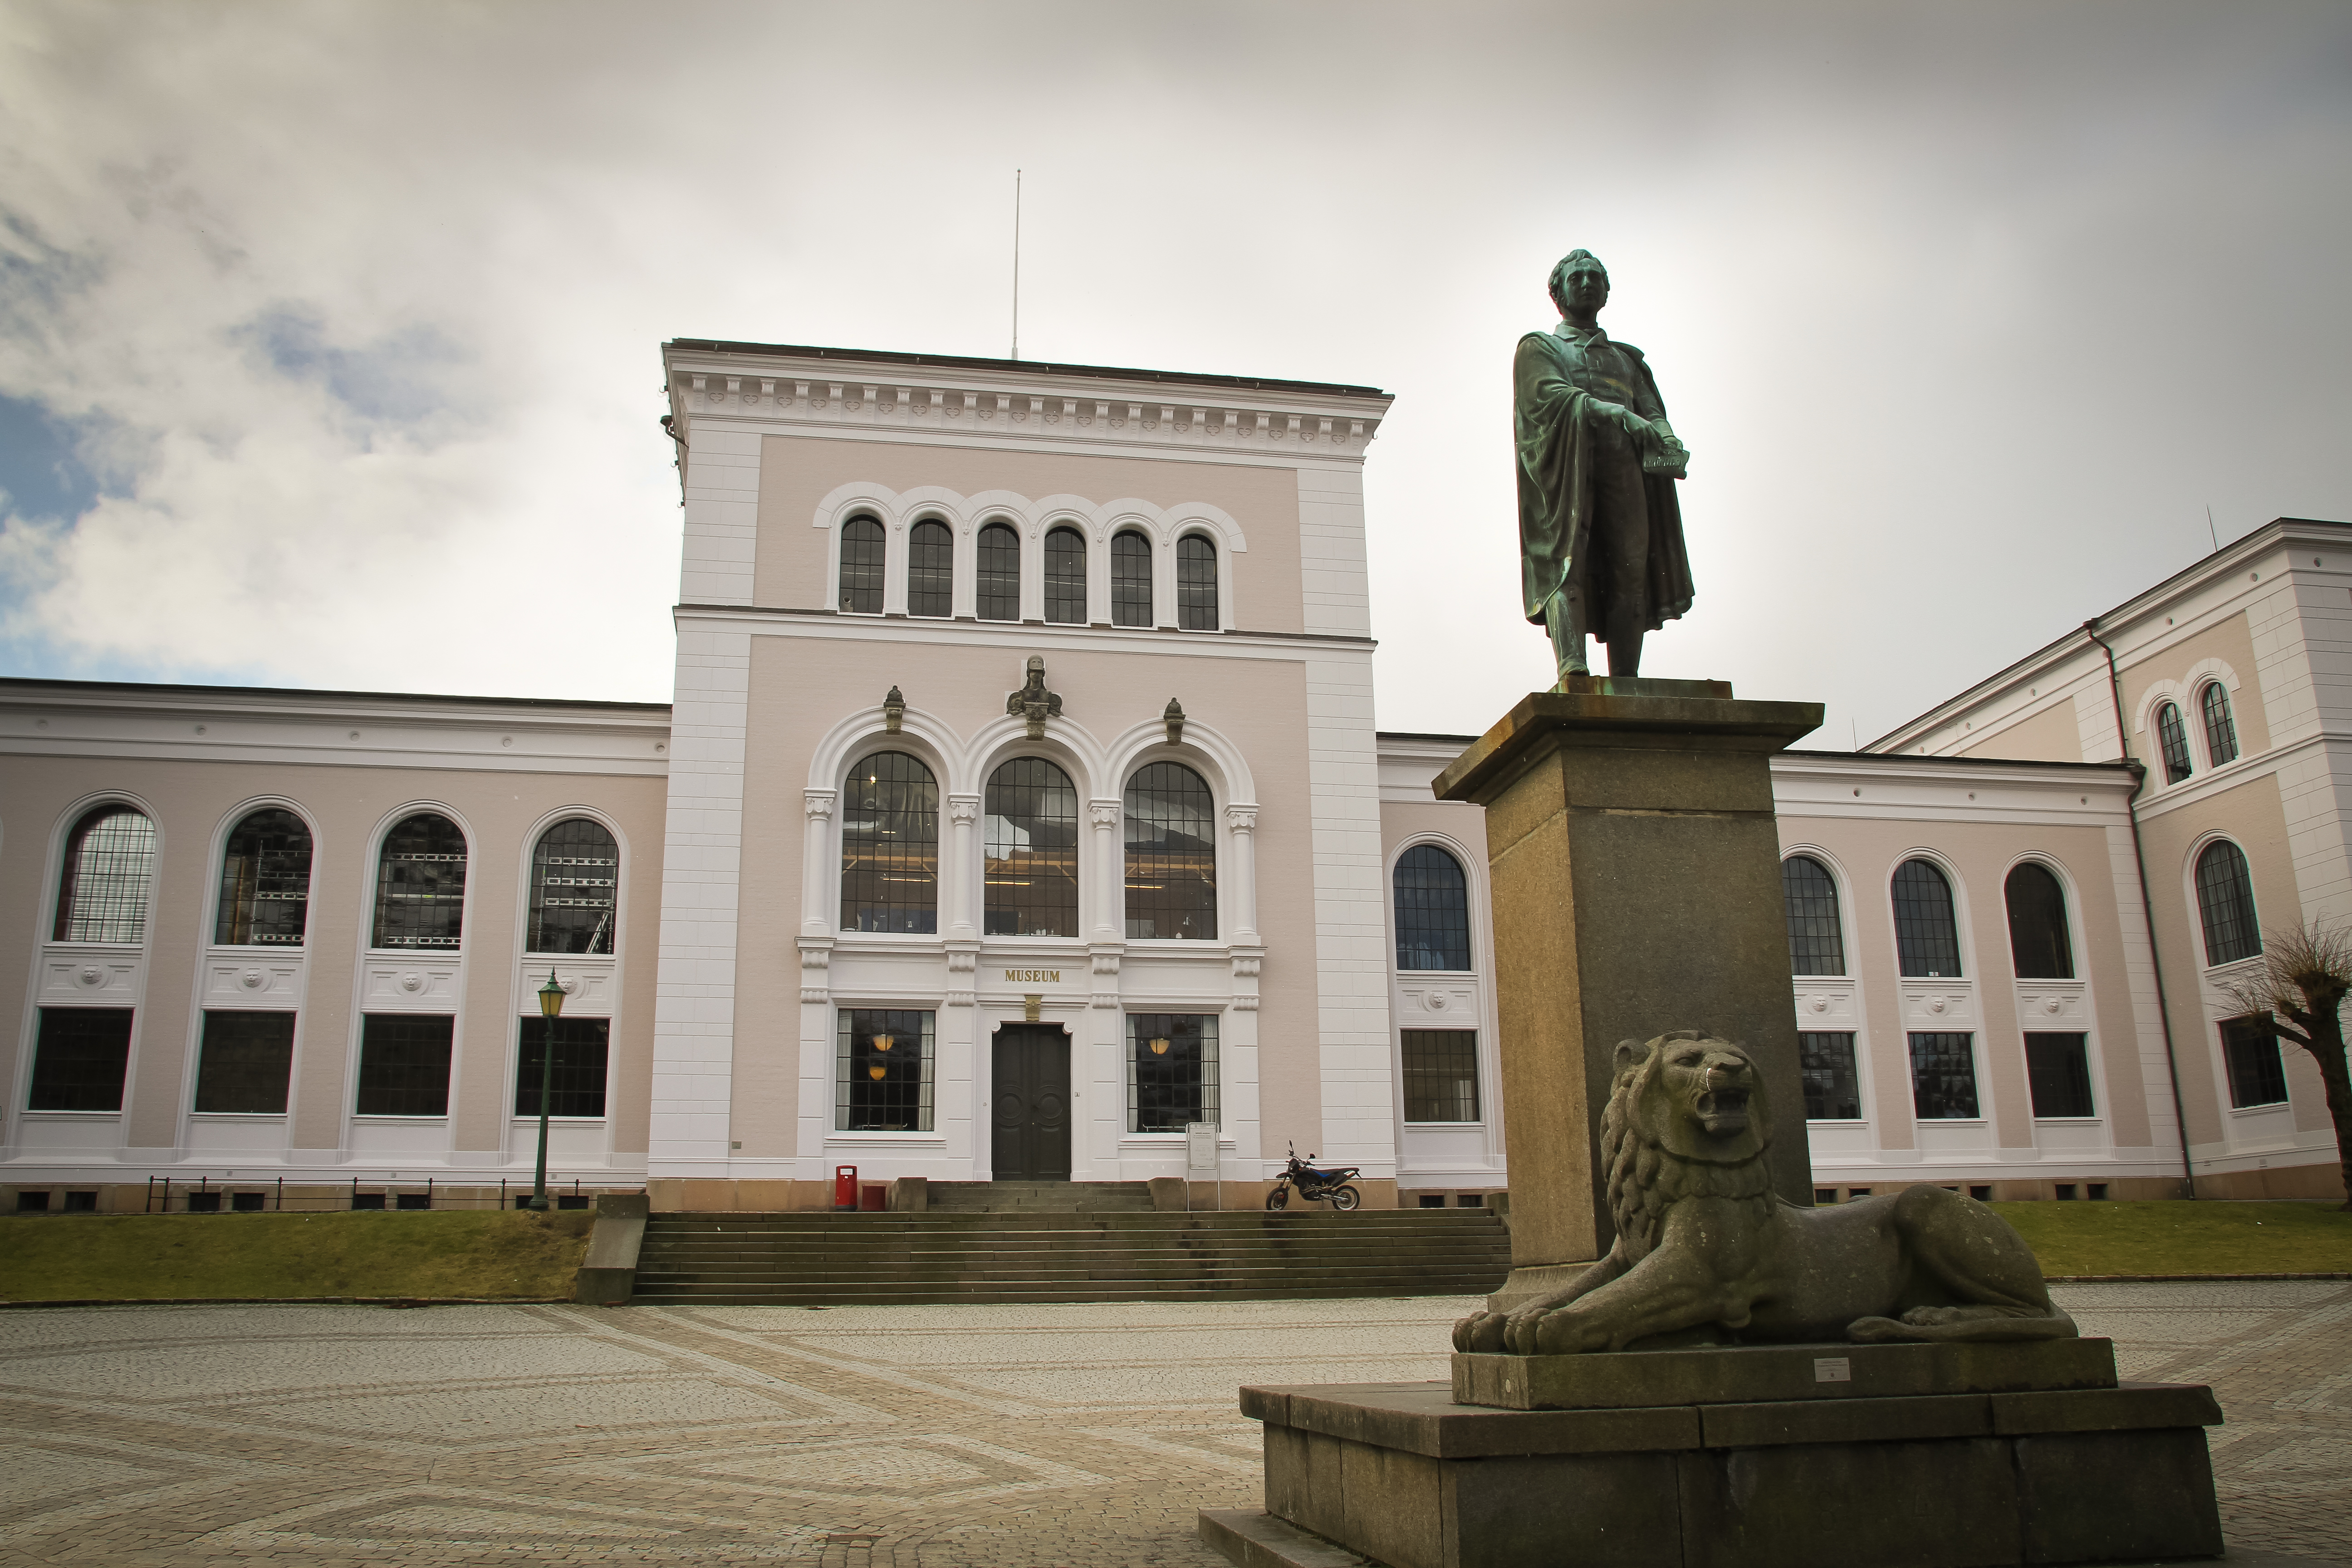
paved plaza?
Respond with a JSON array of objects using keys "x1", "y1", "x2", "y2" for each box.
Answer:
[{"x1": 0, "y1": 1280, "x2": 2347, "y2": 1567}]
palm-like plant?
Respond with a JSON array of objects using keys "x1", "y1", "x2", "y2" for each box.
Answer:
[{"x1": 2218, "y1": 920, "x2": 2352, "y2": 1211}]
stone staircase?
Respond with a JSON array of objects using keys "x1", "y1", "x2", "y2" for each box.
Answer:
[
  {"x1": 926, "y1": 1180, "x2": 1155, "y2": 1213},
  {"x1": 628, "y1": 1205, "x2": 1514, "y2": 1305}
]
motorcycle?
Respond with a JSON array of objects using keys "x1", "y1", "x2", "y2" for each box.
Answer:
[{"x1": 1264, "y1": 1141, "x2": 1362, "y2": 1211}]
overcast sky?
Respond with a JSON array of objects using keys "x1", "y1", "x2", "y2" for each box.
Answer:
[{"x1": 2, "y1": 2, "x2": 2347, "y2": 747}]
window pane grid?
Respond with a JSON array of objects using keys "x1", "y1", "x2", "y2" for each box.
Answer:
[
  {"x1": 977, "y1": 523, "x2": 1020, "y2": 622},
  {"x1": 215, "y1": 808, "x2": 312, "y2": 946},
  {"x1": 2202, "y1": 683, "x2": 2239, "y2": 765},
  {"x1": 1394, "y1": 845, "x2": 1471, "y2": 970},
  {"x1": 1908, "y1": 1031, "x2": 1980, "y2": 1119},
  {"x1": 2157, "y1": 701, "x2": 2193, "y2": 784},
  {"x1": 1112, "y1": 530, "x2": 1153, "y2": 627},
  {"x1": 839, "y1": 516, "x2": 884, "y2": 613},
  {"x1": 840, "y1": 751, "x2": 940, "y2": 933},
  {"x1": 2024, "y1": 1031, "x2": 2094, "y2": 1117},
  {"x1": 1799, "y1": 1031, "x2": 1861, "y2": 1119},
  {"x1": 985, "y1": 758, "x2": 1079, "y2": 937},
  {"x1": 2195, "y1": 841, "x2": 2261, "y2": 965},
  {"x1": 908, "y1": 519, "x2": 953, "y2": 617},
  {"x1": 2003, "y1": 862, "x2": 2074, "y2": 979},
  {"x1": 372, "y1": 814, "x2": 467, "y2": 950},
  {"x1": 355, "y1": 1014, "x2": 453, "y2": 1116},
  {"x1": 2220, "y1": 1015, "x2": 2288, "y2": 1107},
  {"x1": 1124, "y1": 762, "x2": 1217, "y2": 940},
  {"x1": 1128, "y1": 1013, "x2": 1218, "y2": 1132},
  {"x1": 514, "y1": 1017, "x2": 610, "y2": 1117},
  {"x1": 529, "y1": 818, "x2": 617, "y2": 954},
  {"x1": 55, "y1": 808, "x2": 157, "y2": 943},
  {"x1": 194, "y1": 1011, "x2": 295, "y2": 1114},
  {"x1": 1781, "y1": 856, "x2": 1846, "y2": 976},
  {"x1": 1891, "y1": 859, "x2": 1962, "y2": 977},
  {"x1": 1044, "y1": 527, "x2": 1087, "y2": 624},
  {"x1": 836, "y1": 1009, "x2": 935, "y2": 1131},
  {"x1": 29, "y1": 1008, "x2": 134, "y2": 1111},
  {"x1": 1401, "y1": 1029, "x2": 1479, "y2": 1122},
  {"x1": 1176, "y1": 534, "x2": 1218, "y2": 630}
]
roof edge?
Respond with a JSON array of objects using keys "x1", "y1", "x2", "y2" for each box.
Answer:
[{"x1": 663, "y1": 339, "x2": 1388, "y2": 401}]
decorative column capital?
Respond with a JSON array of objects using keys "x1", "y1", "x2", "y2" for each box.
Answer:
[
  {"x1": 1225, "y1": 803, "x2": 1259, "y2": 833},
  {"x1": 946, "y1": 793, "x2": 981, "y2": 826},
  {"x1": 804, "y1": 789, "x2": 837, "y2": 821},
  {"x1": 1088, "y1": 799, "x2": 1122, "y2": 830}
]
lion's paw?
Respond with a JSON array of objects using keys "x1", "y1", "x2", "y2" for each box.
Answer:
[
  {"x1": 1452, "y1": 1312, "x2": 1510, "y2": 1353},
  {"x1": 1900, "y1": 1306, "x2": 1969, "y2": 1327},
  {"x1": 1845, "y1": 1314, "x2": 1917, "y2": 1343}
]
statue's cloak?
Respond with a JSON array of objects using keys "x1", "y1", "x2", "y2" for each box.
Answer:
[{"x1": 1514, "y1": 328, "x2": 1695, "y2": 632}]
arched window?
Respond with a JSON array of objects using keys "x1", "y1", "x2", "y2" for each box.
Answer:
[
  {"x1": 2156, "y1": 701, "x2": 2192, "y2": 784},
  {"x1": 528, "y1": 818, "x2": 618, "y2": 954},
  {"x1": 2004, "y1": 862, "x2": 2073, "y2": 979},
  {"x1": 53, "y1": 805, "x2": 157, "y2": 943},
  {"x1": 1393, "y1": 845, "x2": 1471, "y2": 970},
  {"x1": 1124, "y1": 762, "x2": 1216, "y2": 940},
  {"x1": 2194, "y1": 840, "x2": 2261, "y2": 966},
  {"x1": 2201, "y1": 682, "x2": 2238, "y2": 765},
  {"x1": 985, "y1": 758, "x2": 1079, "y2": 938},
  {"x1": 1781, "y1": 855, "x2": 1845, "y2": 976},
  {"x1": 976, "y1": 522, "x2": 1020, "y2": 622},
  {"x1": 841, "y1": 751, "x2": 939, "y2": 934},
  {"x1": 372, "y1": 813, "x2": 468, "y2": 949},
  {"x1": 1112, "y1": 530, "x2": 1153, "y2": 628},
  {"x1": 1044, "y1": 526, "x2": 1087, "y2": 624},
  {"x1": 1177, "y1": 534, "x2": 1218, "y2": 631},
  {"x1": 838, "y1": 515, "x2": 885, "y2": 614},
  {"x1": 216, "y1": 808, "x2": 311, "y2": 946},
  {"x1": 1891, "y1": 858, "x2": 1962, "y2": 978},
  {"x1": 907, "y1": 519, "x2": 953, "y2": 617}
]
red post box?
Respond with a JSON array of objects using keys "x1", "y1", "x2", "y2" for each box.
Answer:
[{"x1": 833, "y1": 1165, "x2": 857, "y2": 1209}]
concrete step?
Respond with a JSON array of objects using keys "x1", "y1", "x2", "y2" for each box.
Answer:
[{"x1": 926, "y1": 1181, "x2": 1156, "y2": 1212}]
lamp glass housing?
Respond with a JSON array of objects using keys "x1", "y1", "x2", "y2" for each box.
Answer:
[{"x1": 538, "y1": 971, "x2": 567, "y2": 1019}]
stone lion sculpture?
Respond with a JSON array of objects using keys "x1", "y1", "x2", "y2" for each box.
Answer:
[{"x1": 1454, "y1": 1030, "x2": 2076, "y2": 1355}]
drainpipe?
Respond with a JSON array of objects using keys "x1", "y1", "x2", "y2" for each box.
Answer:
[{"x1": 2084, "y1": 618, "x2": 2197, "y2": 1196}]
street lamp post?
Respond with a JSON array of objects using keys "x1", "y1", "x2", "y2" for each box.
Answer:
[{"x1": 528, "y1": 969, "x2": 565, "y2": 1211}]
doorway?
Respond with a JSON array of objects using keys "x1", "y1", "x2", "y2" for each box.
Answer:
[{"x1": 991, "y1": 1025, "x2": 1071, "y2": 1181}]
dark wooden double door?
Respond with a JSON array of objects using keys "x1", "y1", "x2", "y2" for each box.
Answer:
[{"x1": 991, "y1": 1025, "x2": 1070, "y2": 1181}]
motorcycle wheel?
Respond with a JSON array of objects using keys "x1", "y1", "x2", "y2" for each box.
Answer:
[
  {"x1": 1330, "y1": 1185, "x2": 1362, "y2": 1212},
  {"x1": 1264, "y1": 1186, "x2": 1289, "y2": 1211}
]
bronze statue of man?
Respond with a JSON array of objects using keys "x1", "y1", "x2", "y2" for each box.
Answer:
[{"x1": 1516, "y1": 250, "x2": 1694, "y2": 680}]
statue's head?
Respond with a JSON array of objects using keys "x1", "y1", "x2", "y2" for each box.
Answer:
[{"x1": 1548, "y1": 250, "x2": 1610, "y2": 318}]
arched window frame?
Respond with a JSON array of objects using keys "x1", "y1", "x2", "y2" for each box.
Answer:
[
  {"x1": 1779, "y1": 849, "x2": 1850, "y2": 978},
  {"x1": 1109, "y1": 527, "x2": 1156, "y2": 629},
  {"x1": 2154, "y1": 700, "x2": 2193, "y2": 785},
  {"x1": 980, "y1": 754, "x2": 1084, "y2": 940},
  {"x1": 1172, "y1": 525, "x2": 1228, "y2": 632},
  {"x1": 1888, "y1": 853, "x2": 1970, "y2": 980},
  {"x1": 2187, "y1": 835, "x2": 2263, "y2": 970},
  {"x1": 209, "y1": 799, "x2": 320, "y2": 950},
  {"x1": 835, "y1": 512, "x2": 888, "y2": 616},
  {"x1": 1039, "y1": 519, "x2": 1090, "y2": 625},
  {"x1": 364, "y1": 805, "x2": 475, "y2": 954},
  {"x1": 1121, "y1": 757, "x2": 1221, "y2": 941},
  {"x1": 48, "y1": 796, "x2": 163, "y2": 947},
  {"x1": 975, "y1": 518, "x2": 1022, "y2": 623},
  {"x1": 519, "y1": 810, "x2": 627, "y2": 958},
  {"x1": 1389, "y1": 839, "x2": 1475, "y2": 973},
  {"x1": 2000, "y1": 857, "x2": 2077, "y2": 981},
  {"x1": 837, "y1": 745, "x2": 946, "y2": 938},
  {"x1": 904, "y1": 514, "x2": 956, "y2": 619},
  {"x1": 2199, "y1": 679, "x2": 2239, "y2": 768}
]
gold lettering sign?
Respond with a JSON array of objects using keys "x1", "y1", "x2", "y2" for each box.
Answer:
[{"x1": 1004, "y1": 969, "x2": 1061, "y2": 984}]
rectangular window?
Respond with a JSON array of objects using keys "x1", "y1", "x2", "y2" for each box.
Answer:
[
  {"x1": 1798, "y1": 1032, "x2": 1862, "y2": 1119},
  {"x1": 194, "y1": 1011, "x2": 295, "y2": 1114},
  {"x1": 2220, "y1": 1015, "x2": 2289, "y2": 1108},
  {"x1": 835, "y1": 1009, "x2": 935, "y2": 1132},
  {"x1": 514, "y1": 1016, "x2": 610, "y2": 1118},
  {"x1": 28, "y1": 1008, "x2": 134, "y2": 1112},
  {"x1": 1400, "y1": 1029, "x2": 1480, "y2": 1122},
  {"x1": 1907, "y1": 1032, "x2": 1980, "y2": 1119},
  {"x1": 355, "y1": 1014, "x2": 454, "y2": 1116},
  {"x1": 2024, "y1": 1032, "x2": 2096, "y2": 1118},
  {"x1": 1128, "y1": 1013, "x2": 1219, "y2": 1132}
]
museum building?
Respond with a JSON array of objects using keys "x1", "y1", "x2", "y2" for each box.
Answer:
[{"x1": 0, "y1": 337, "x2": 2343, "y2": 1213}]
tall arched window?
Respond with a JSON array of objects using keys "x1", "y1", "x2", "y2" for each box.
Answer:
[
  {"x1": 2201, "y1": 682, "x2": 2239, "y2": 765},
  {"x1": 985, "y1": 758, "x2": 1079, "y2": 937},
  {"x1": 1112, "y1": 530, "x2": 1154, "y2": 628},
  {"x1": 1780, "y1": 855, "x2": 1844, "y2": 976},
  {"x1": 1891, "y1": 858, "x2": 1962, "y2": 978},
  {"x1": 216, "y1": 808, "x2": 312, "y2": 946},
  {"x1": 2156, "y1": 701, "x2": 2192, "y2": 784},
  {"x1": 1393, "y1": 845, "x2": 1471, "y2": 970},
  {"x1": 907, "y1": 519, "x2": 953, "y2": 617},
  {"x1": 529, "y1": 818, "x2": 618, "y2": 954},
  {"x1": 2194, "y1": 840, "x2": 2261, "y2": 966},
  {"x1": 372, "y1": 813, "x2": 468, "y2": 949},
  {"x1": 976, "y1": 522, "x2": 1020, "y2": 622},
  {"x1": 841, "y1": 751, "x2": 939, "y2": 934},
  {"x1": 838, "y1": 515, "x2": 885, "y2": 614},
  {"x1": 2004, "y1": 862, "x2": 2073, "y2": 979},
  {"x1": 1044, "y1": 526, "x2": 1088, "y2": 624},
  {"x1": 54, "y1": 805, "x2": 158, "y2": 943},
  {"x1": 1125, "y1": 762, "x2": 1216, "y2": 940},
  {"x1": 1177, "y1": 534, "x2": 1218, "y2": 631}
]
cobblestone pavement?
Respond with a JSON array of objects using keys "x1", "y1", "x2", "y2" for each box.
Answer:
[{"x1": 0, "y1": 1281, "x2": 2344, "y2": 1566}]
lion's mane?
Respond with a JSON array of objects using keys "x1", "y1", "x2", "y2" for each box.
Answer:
[{"x1": 1601, "y1": 1031, "x2": 1777, "y2": 1261}]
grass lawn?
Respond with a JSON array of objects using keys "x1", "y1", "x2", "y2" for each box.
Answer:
[
  {"x1": 0, "y1": 1210, "x2": 595, "y2": 1303},
  {"x1": 1991, "y1": 1199, "x2": 2352, "y2": 1278}
]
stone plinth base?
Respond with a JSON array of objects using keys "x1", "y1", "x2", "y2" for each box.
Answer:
[
  {"x1": 1454, "y1": 1337, "x2": 2121, "y2": 1410},
  {"x1": 1209, "y1": 1375, "x2": 2224, "y2": 1568},
  {"x1": 1485, "y1": 1262, "x2": 1596, "y2": 1313}
]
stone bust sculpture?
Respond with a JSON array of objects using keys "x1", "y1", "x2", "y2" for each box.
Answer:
[{"x1": 1516, "y1": 250, "x2": 1695, "y2": 681}]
